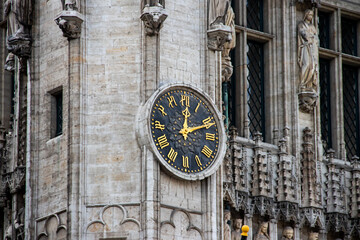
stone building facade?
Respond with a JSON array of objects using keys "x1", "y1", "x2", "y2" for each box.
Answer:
[{"x1": 0, "y1": 0, "x2": 360, "y2": 239}]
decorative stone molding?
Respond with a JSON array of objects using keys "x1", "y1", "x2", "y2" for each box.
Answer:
[
  {"x1": 55, "y1": 10, "x2": 84, "y2": 39},
  {"x1": 207, "y1": 24, "x2": 232, "y2": 51},
  {"x1": 298, "y1": 91, "x2": 318, "y2": 113},
  {"x1": 252, "y1": 196, "x2": 275, "y2": 218},
  {"x1": 36, "y1": 211, "x2": 67, "y2": 240},
  {"x1": 299, "y1": 207, "x2": 325, "y2": 229},
  {"x1": 140, "y1": 4, "x2": 168, "y2": 36},
  {"x1": 160, "y1": 209, "x2": 203, "y2": 240},
  {"x1": 276, "y1": 202, "x2": 299, "y2": 223},
  {"x1": 325, "y1": 213, "x2": 348, "y2": 233},
  {"x1": 235, "y1": 191, "x2": 252, "y2": 214}
]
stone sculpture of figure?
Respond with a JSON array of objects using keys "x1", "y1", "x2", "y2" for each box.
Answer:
[
  {"x1": 209, "y1": 0, "x2": 230, "y2": 26},
  {"x1": 297, "y1": 9, "x2": 319, "y2": 92},
  {"x1": 222, "y1": 4, "x2": 236, "y2": 82},
  {"x1": 254, "y1": 222, "x2": 270, "y2": 240},
  {"x1": 231, "y1": 218, "x2": 243, "y2": 240},
  {"x1": 4, "y1": 0, "x2": 32, "y2": 40},
  {"x1": 224, "y1": 210, "x2": 232, "y2": 240},
  {"x1": 15, "y1": 207, "x2": 25, "y2": 239},
  {"x1": 281, "y1": 226, "x2": 294, "y2": 240},
  {"x1": 309, "y1": 231, "x2": 319, "y2": 240},
  {"x1": 61, "y1": 0, "x2": 79, "y2": 11}
]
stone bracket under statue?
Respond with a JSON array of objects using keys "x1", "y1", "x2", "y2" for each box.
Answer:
[
  {"x1": 140, "y1": 4, "x2": 168, "y2": 36},
  {"x1": 55, "y1": 10, "x2": 84, "y2": 39},
  {"x1": 207, "y1": 24, "x2": 232, "y2": 51}
]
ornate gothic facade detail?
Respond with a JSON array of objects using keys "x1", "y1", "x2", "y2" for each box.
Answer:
[
  {"x1": 55, "y1": 2, "x2": 84, "y2": 40},
  {"x1": 301, "y1": 127, "x2": 321, "y2": 207},
  {"x1": 276, "y1": 202, "x2": 299, "y2": 223},
  {"x1": 276, "y1": 154, "x2": 296, "y2": 202},
  {"x1": 299, "y1": 207, "x2": 325, "y2": 229},
  {"x1": 350, "y1": 156, "x2": 360, "y2": 218},
  {"x1": 325, "y1": 149, "x2": 346, "y2": 213},
  {"x1": 298, "y1": 91, "x2": 318, "y2": 113},
  {"x1": 325, "y1": 212, "x2": 348, "y2": 233},
  {"x1": 140, "y1": 3, "x2": 168, "y2": 36},
  {"x1": 207, "y1": 25, "x2": 232, "y2": 51}
]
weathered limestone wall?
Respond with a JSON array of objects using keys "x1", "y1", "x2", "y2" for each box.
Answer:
[{"x1": 32, "y1": 0, "x2": 69, "y2": 219}]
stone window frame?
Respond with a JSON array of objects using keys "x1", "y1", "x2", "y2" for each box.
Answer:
[
  {"x1": 317, "y1": 4, "x2": 360, "y2": 160},
  {"x1": 230, "y1": 0, "x2": 276, "y2": 143}
]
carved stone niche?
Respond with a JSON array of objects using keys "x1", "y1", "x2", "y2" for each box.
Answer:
[
  {"x1": 55, "y1": 10, "x2": 84, "y2": 39},
  {"x1": 140, "y1": 4, "x2": 168, "y2": 36}
]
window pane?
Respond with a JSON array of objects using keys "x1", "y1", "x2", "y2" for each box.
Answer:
[
  {"x1": 319, "y1": 59, "x2": 332, "y2": 150},
  {"x1": 343, "y1": 65, "x2": 359, "y2": 160},
  {"x1": 247, "y1": 0, "x2": 263, "y2": 31},
  {"x1": 55, "y1": 92, "x2": 63, "y2": 136},
  {"x1": 247, "y1": 41, "x2": 265, "y2": 138},
  {"x1": 318, "y1": 11, "x2": 330, "y2": 49},
  {"x1": 342, "y1": 17, "x2": 358, "y2": 56}
]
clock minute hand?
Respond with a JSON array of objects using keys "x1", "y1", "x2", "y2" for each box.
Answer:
[{"x1": 187, "y1": 124, "x2": 207, "y2": 133}]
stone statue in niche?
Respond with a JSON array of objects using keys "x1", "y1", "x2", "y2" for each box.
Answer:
[
  {"x1": 61, "y1": 0, "x2": 79, "y2": 11},
  {"x1": 222, "y1": 4, "x2": 236, "y2": 82},
  {"x1": 209, "y1": 0, "x2": 230, "y2": 27},
  {"x1": 281, "y1": 226, "x2": 294, "y2": 240},
  {"x1": 297, "y1": 9, "x2": 318, "y2": 92},
  {"x1": 309, "y1": 231, "x2": 319, "y2": 240},
  {"x1": 254, "y1": 222, "x2": 270, "y2": 240},
  {"x1": 231, "y1": 218, "x2": 243, "y2": 240},
  {"x1": 224, "y1": 210, "x2": 232, "y2": 240},
  {"x1": 15, "y1": 207, "x2": 25, "y2": 239}
]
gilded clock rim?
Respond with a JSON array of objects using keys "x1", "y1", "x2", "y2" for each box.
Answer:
[{"x1": 141, "y1": 83, "x2": 226, "y2": 181}]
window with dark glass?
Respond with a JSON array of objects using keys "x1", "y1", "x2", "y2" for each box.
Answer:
[
  {"x1": 342, "y1": 17, "x2": 358, "y2": 56},
  {"x1": 318, "y1": 11, "x2": 330, "y2": 49},
  {"x1": 247, "y1": 0, "x2": 263, "y2": 31},
  {"x1": 319, "y1": 59, "x2": 332, "y2": 150},
  {"x1": 51, "y1": 90, "x2": 63, "y2": 138},
  {"x1": 247, "y1": 41, "x2": 265, "y2": 138},
  {"x1": 343, "y1": 65, "x2": 359, "y2": 160}
]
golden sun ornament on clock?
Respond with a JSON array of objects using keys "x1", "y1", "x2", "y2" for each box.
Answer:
[{"x1": 137, "y1": 84, "x2": 226, "y2": 180}]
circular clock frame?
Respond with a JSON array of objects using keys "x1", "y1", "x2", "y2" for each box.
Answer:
[{"x1": 137, "y1": 83, "x2": 226, "y2": 181}]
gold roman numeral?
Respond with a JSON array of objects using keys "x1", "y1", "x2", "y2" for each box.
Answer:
[
  {"x1": 195, "y1": 155, "x2": 202, "y2": 167},
  {"x1": 183, "y1": 156, "x2": 189, "y2": 168},
  {"x1": 202, "y1": 117, "x2": 215, "y2": 129},
  {"x1": 158, "y1": 105, "x2": 167, "y2": 116},
  {"x1": 206, "y1": 133, "x2": 215, "y2": 141},
  {"x1": 167, "y1": 95, "x2": 177, "y2": 108},
  {"x1": 195, "y1": 103, "x2": 200, "y2": 113},
  {"x1": 155, "y1": 120, "x2": 165, "y2": 131},
  {"x1": 180, "y1": 95, "x2": 190, "y2": 107},
  {"x1": 201, "y1": 145, "x2": 213, "y2": 158},
  {"x1": 168, "y1": 148, "x2": 178, "y2": 162},
  {"x1": 157, "y1": 134, "x2": 169, "y2": 149}
]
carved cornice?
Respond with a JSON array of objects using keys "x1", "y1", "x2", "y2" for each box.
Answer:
[
  {"x1": 140, "y1": 5, "x2": 168, "y2": 36},
  {"x1": 55, "y1": 10, "x2": 84, "y2": 39},
  {"x1": 300, "y1": 207, "x2": 325, "y2": 229}
]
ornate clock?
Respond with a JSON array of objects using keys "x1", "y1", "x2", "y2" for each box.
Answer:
[{"x1": 138, "y1": 84, "x2": 226, "y2": 180}]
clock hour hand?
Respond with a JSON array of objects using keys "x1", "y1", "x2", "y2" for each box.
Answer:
[{"x1": 179, "y1": 107, "x2": 191, "y2": 140}]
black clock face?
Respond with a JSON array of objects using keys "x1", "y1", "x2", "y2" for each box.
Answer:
[{"x1": 150, "y1": 88, "x2": 220, "y2": 175}]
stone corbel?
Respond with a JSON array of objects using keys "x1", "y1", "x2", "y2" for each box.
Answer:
[
  {"x1": 140, "y1": 5, "x2": 168, "y2": 36},
  {"x1": 207, "y1": 24, "x2": 232, "y2": 51},
  {"x1": 55, "y1": 10, "x2": 84, "y2": 39},
  {"x1": 298, "y1": 91, "x2": 318, "y2": 113}
]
